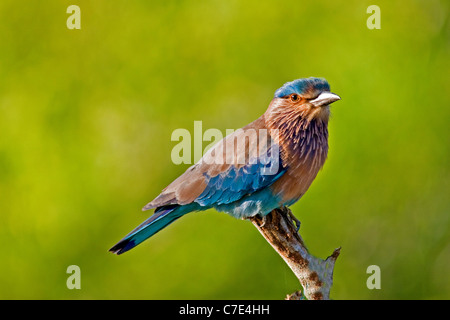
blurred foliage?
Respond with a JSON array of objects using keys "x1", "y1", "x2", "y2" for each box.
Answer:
[{"x1": 0, "y1": 0, "x2": 448, "y2": 299}]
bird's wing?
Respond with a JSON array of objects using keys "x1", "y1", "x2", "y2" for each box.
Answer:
[{"x1": 143, "y1": 116, "x2": 286, "y2": 210}]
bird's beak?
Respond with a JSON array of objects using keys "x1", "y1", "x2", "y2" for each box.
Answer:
[{"x1": 309, "y1": 92, "x2": 341, "y2": 107}]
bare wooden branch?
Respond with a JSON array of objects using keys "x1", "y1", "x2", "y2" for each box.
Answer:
[{"x1": 249, "y1": 206, "x2": 341, "y2": 300}]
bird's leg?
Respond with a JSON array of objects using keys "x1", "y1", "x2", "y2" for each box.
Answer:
[
  {"x1": 245, "y1": 214, "x2": 268, "y2": 229},
  {"x1": 248, "y1": 209, "x2": 299, "y2": 231},
  {"x1": 259, "y1": 214, "x2": 269, "y2": 228},
  {"x1": 286, "y1": 208, "x2": 301, "y2": 232}
]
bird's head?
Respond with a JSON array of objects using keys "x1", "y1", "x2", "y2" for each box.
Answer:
[{"x1": 267, "y1": 77, "x2": 340, "y2": 124}]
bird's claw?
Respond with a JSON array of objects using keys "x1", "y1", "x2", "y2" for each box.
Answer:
[
  {"x1": 246, "y1": 214, "x2": 268, "y2": 228},
  {"x1": 259, "y1": 215, "x2": 268, "y2": 228},
  {"x1": 287, "y1": 210, "x2": 301, "y2": 232}
]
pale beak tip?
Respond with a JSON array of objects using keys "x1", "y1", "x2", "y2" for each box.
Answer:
[{"x1": 310, "y1": 92, "x2": 341, "y2": 107}]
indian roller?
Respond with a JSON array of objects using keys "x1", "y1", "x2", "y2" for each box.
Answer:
[{"x1": 110, "y1": 77, "x2": 340, "y2": 254}]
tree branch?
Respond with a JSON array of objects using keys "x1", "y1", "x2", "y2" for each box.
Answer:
[{"x1": 249, "y1": 206, "x2": 341, "y2": 300}]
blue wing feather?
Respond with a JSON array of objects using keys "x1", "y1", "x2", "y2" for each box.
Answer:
[{"x1": 195, "y1": 146, "x2": 286, "y2": 207}]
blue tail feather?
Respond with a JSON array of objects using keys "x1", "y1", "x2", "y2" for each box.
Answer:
[{"x1": 109, "y1": 205, "x2": 185, "y2": 255}]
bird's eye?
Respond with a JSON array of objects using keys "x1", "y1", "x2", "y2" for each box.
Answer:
[{"x1": 290, "y1": 94, "x2": 299, "y2": 102}]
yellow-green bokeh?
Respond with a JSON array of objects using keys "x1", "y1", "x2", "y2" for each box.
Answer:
[{"x1": 0, "y1": 0, "x2": 448, "y2": 299}]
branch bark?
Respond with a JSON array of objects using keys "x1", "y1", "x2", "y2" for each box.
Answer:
[{"x1": 249, "y1": 206, "x2": 341, "y2": 300}]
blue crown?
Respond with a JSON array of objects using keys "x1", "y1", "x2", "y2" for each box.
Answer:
[{"x1": 274, "y1": 77, "x2": 330, "y2": 98}]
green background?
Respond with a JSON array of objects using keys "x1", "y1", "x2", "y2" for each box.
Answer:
[{"x1": 0, "y1": 0, "x2": 448, "y2": 299}]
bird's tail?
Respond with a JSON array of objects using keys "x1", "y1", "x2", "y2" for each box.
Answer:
[{"x1": 109, "y1": 205, "x2": 185, "y2": 255}]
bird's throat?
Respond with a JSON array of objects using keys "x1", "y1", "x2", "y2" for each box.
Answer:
[{"x1": 266, "y1": 112, "x2": 329, "y2": 170}]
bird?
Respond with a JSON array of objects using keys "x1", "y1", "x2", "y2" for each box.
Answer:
[{"x1": 109, "y1": 77, "x2": 340, "y2": 255}]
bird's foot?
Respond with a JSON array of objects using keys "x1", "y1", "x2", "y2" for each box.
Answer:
[
  {"x1": 259, "y1": 214, "x2": 269, "y2": 228},
  {"x1": 287, "y1": 210, "x2": 301, "y2": 232},
  {"x1": 246, "y1": 214, "x2": 268, "y2": 229}
]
